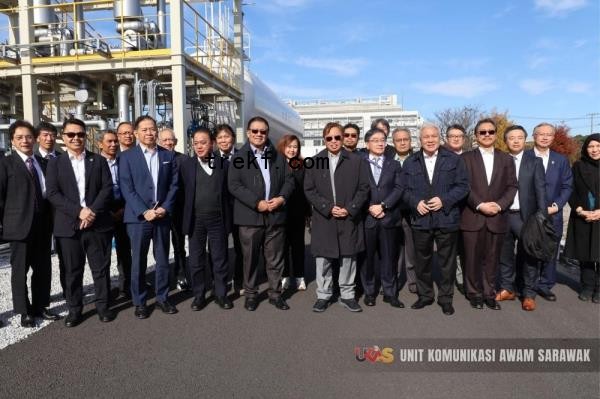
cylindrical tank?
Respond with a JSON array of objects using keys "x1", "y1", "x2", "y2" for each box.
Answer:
[
  {"x1": 33, "y1": 0, "x2": 54, "y2": 26},
  {"x1": 117, "y1": 83, "x2": 131, "y2": 122},
  {"x1": 113, "y1": 0, "x2": 142, "y2": 21}
]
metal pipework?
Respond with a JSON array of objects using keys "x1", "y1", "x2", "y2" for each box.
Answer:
[
  {"x1": 74, "y1": 0, "x2": 86, "y2": 41},
  {"x1": 113, "y1": 0, "x2": 142, "y2": 21},
  {"x1": 134, "y1": 78, "x2": 147, "y2": 119},
  {"x1": 157, "y1": 0, "x2": 166, "y2": 48},
  {"x1": 117, "y1": 83, "x2": 131, "y2": 122},
  {"x1": 33, "y1": 0, "x2": 54, "y2": 26}
]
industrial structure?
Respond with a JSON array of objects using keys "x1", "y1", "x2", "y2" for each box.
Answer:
[
  {"x1": 0, "y1": 0, "x2": 303, "y2": 152},
  {"x1": 289, "y1": 95, "x2": 424, "y2": 154}
]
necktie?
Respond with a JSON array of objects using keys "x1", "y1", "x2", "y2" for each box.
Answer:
[
  {"x1": 26, "y1": 158, "x2": 43, "y2": 212},
  {"x1": 372, "y1": 157, "x2": 382, "y2": 184},
  {"x1": 45, "y1": 153, "x2": 55, "y2": 160}
]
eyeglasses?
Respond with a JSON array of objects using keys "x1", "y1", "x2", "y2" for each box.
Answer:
[
  {"x1": 368, "y1": 139, "x2": 386, "y2": 144},
  {"x1": 447, "y1": 134, "x2": 464, "y2": 140},
  {"x1": 477, "y1": 130, "x2": 496, "y2": 136},
  {"x1": 343, "y1": 133, "x2": 358, "y2": 138},
  {"x1": 325, "y1": 135, "x2": 342, "y2": 142},
  {"x1": 64, "y1": 132, "x2": 86, "y2": 139},
  {"x1": 118, "y1": 131, "x2": 134, "y2": 136},
  {"x1": 250, "y1": 129, "x2": 268, "y2": 135}
]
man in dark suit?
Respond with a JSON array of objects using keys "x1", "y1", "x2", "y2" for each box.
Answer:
[
  {"x1": 527, "y1": 122, "x2": 573, "y2": 301},
  {"x1": 0, "y1": 120, "x2": 59, "y2": 327},
  {"x1": 116, "y1": 121, "x2": 136, "y2": 152},
  {"x1": 460, "y1": 118, "x2": 518, "y2": 310},
  {"x1": 181, "y1": 128, "x2": 232, "y2": 310},
  {"x1": 119, "y1": 116, "x2": 179, "y2": 319},
  {"x1": 158, "y1": 127, "x2": 189, "y2": 291},
  {"x1": 304, "y1": 122, "x2": 370, "y2": 313},
  {"x1": 371, "y1": 118, "x2": 397, "y2": 159},
  {"x1": 360, "y1": 128, "x2": 404, "y2": 308},
  {"x1": 402, "y1": 124, "x2": 469, "y2": 315},
  {"x1": 46, "y1": 118, "x2": 115, "y2": 327},
  {"x1": 227, "y1": 116, "x2": 294, "y2": 311},
  {"x1": 497, "y1": 125, "x2": 547, "y2": 311},
  {"x1": 98, "y1": 130, "x2": 131, "y2": 300}
]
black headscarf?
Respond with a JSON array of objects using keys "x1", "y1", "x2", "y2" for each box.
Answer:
[{"x1": 578, "y1": 133, "x2": 600, "y2": 201}]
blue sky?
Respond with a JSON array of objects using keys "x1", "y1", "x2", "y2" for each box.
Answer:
[{"x1": 244, "y1": 0, "x2": 600, "y2": 134}]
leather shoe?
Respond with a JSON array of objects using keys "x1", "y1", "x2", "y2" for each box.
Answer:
[
  {"x1": 215, "y1": 296, "x2": 233, "y2": 310},
  {"x1": 383, "y1": 296, "x2": 404, "y2": 308},
  {"x1": 495, "y1": 289, "x2": 516, "y2": 301},
  {"x1": 269, "y1": 297, "x2": 290, "y2": 310},
  {"x1": 134, "y1": 305, "x2": 150, "y2": 319},
  {"x1": 363, "y1": 295, "x2": 376, "y2": 306},
  {"x1": 244, "y1": 298, "x2": 258, "y2": 311},
  {"x1": 440, "y1": 303, "x2": 455, "y2": 315},
  {"x1": 410, "y1": 298, "x2": 434, "y2": 309},
  {"x1": 522, "y1": 297, "x2": 536, "y2": 311},
  {"x1": 20, "y1": 314, "x2": 36, "y2": 328},
  {"x1": 35, "y1": 308, "x2": 61, "y2": 321},
  {"x1": 156, "y1": 300, "x2": 178, "y2": 314},
  {"x1": 537, "y1": 288, "x2": 557, "y2": 301},
  {"x1": 64, "y1": 312, "x2": 82, "y2": 328},
  {"x1": 98, "y1": 310, "x2": 116, "y2": 322},
  {"x1": 177, "y1": 278, "x2": 191, "y2": 292},
  {"x1": 191, "y1": 297, "x2": 207, "y2": 311},
  {"x1": 470, "y1": 298, "x2": 483, "y2": 309},
  {"x1": 484, "y1": 298, "x2": 501, "y2": 310}
]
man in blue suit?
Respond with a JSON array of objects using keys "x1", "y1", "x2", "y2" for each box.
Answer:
[
  {"x1": 119, "y1": 116, "x2": 179, "y2": 319},
  {"x1": 401, "y1": 124, "x2": 469, "y2": 315},
  {"x1": 527, "y1": 122, "x2": 573, "y2": 301}
]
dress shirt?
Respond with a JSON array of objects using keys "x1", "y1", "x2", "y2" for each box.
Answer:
[
  {"x1": 67, "y1": 150, "x2": 86, "y2": 206},
  {"x1": 38, "y1": 147, "x2": 57, "y2": 159},
  {"x1": 394, "y1": 153, "x2": 409, "y2": 167},
  {"x1": 219, "y1": 149, "x2": 234, "y2": 162},
  {"x1": 15, "y1": 150, "x2": 46, "y2": 198},
  {"x1": 102, "y1": 154, "x2": 121, "y2": 200},
  {"x1": 510, "y1": 151, "x2": 523, "y2": 211},
  {"x1": 369, "y1": 155, "x2": 383, "y2": 184},
  {"x1": 328, "y1": 151, "x2": 340, "y2": 203},
  {"x1": 534, "y1": 147, "x2": 549, "y2": 172},
  {"x1": 478, "y1": 146, "x2": 495, "y2": 185},
  {"x1": 198, "y1": 157, "x2": 213, "y2": 176},
  {"x1": 251, "y1": 144, "x2": 270, "y2": 200},
  {"x1": 423, "y1": 150, "x2": 438, "y2": 184},
  {"x1": 139, "y1": 143, "x2": 159, "y2": 202}
]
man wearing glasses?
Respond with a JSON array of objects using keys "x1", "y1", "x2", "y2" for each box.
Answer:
[
  {"x1": 342, "y1": 123, "x2": 361, "y2": 152},
  {"x1": 227, "y1": 116, "x2": 294, "y2": 311},
  {"x1": 460, "y1": 118, "x2": 517, "y2": 310},
  {"x1": 305, "y1": 122, "x2": 370, "y2": 313},
  {"x1": 116, "y1": 121, "x2": 136, "y2": 152}
]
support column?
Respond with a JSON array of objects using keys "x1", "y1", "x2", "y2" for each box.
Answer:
[
  {"x1": 19, "y1": 0, "x2": 39, "y2": 123},
  {"x1": 170, "y1": 0, "x2": 187, "y2": 153},
  {"x1": 233, "y1": 0, "x2": 245, "y2": 145}
]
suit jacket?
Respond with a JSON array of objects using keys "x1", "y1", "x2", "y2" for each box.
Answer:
[
  {"x1": 227, "y1": 140, "x2": 294, "y2": 226},
  {"x1": 180, "y1": 155, "x2": 232, "y2": 235},
  {"x1": 0, "y1": 153, "x2": 51, "y2": 240},
  {"x1": 118, "y1": 144, "x2": 179, "y2": 223},
  {"x1": 361, "y1": 153, "x2": 403, "y2": 229},
  {"x1": 46, "y1": 151, "x2": 114, "y2": 237},
  {"x1": 304, "y1": 149, "x2": 370, "y2": 258},
  {"x1": 402, "y1": 147, "x2": 469, "y2": 231},
  {"x1": 515, "y1": 151, "x2": 547, "y2": 222},
  {"x1": 460, "y1": 148, "x2": 518, "y2": 233}
]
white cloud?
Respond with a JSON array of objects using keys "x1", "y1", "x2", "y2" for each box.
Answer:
[
  {"x1": 444, "y1": 58, "x2": 491, "y2": 70},
  {"x1": 412, "y1": 77, "x2": 498, "y2": 98},
  {"x1": 266, "y1": 82, "x2": 357, "y2": 99},
  {"x1": 564, "y1": 81, "x2": 591, "y2": 93},
  {"x1": 295, "y1": 57, "x2": 368, "y2": 77},
  {"x1": 534, "y1": 0, "x2": 588, "y2": 16},
  {"x1": 519, "y1": 79, "x2": 555, "y2": 95},
  {"x1": 527, "y1": 54, "x2": 550, "y2": 69}
]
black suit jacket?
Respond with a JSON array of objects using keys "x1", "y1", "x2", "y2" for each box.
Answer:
[
  {"x1": 0, "y1": 153, "x2": 51, "y2": 240},
  {"x1": 515, "y1": 151, "x2": 547, "y2": 221},
  {"x1": 362, "y1": 154, "x2": 403, "y2": 229},
  {"x1": 46, "y1": 151, "x2": 114, "y2": 237}
]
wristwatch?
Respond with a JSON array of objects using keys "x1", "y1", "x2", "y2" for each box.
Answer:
[{"x1": 380, "y1": 201, "x2": 387, "y2": 211}]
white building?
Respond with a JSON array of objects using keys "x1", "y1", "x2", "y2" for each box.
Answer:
[{"x1": 288, "y1": 94, "x2": 424, "y2": 155}]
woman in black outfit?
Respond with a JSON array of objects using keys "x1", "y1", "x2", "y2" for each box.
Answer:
[
  {"x1": 277, "y1": 135, "x2": 310, "y2": 290},
  {"x1": 565, "y1": 134, "x2": 600, "y2": 303}
]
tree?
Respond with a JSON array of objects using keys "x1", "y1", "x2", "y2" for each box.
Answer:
[
  {"x1": 488, "y1": 110, "x2": 513, "y2": 152},
  {"x1": 434, "y1": 105, "x2": 482, "y2": 149},
  {"x1": 550, "y1": 124, "x2": 579, "y2": 164}
]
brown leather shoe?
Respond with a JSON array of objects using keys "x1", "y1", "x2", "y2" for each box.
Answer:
[
  {"x1": 495, "y1": 289, "x2": 516, "y2": 301},
  {"x1": 522, "y1": 297, "x2": 536, "y2": 311}
]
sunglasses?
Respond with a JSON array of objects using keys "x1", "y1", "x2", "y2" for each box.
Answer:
[
  {"x1": 343, "y1": 133, "x2": 357, "y2": 138},
  {"x1": 477, "y1": 130, "x2": 496, "y2": 136},
  {"x1": 64, "y1": 132, "x2": 86, "y2": 139},
  {"x1": 250, "y1": 129, "x2": 268, "y2": 135},
  {"x1": 325, "y1": 135, "x2": 342, "y2": 142}
]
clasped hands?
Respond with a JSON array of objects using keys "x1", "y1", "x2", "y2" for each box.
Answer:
[
  {"x1": 144, "y1": 206, "x2": 167, "y2": 222},
  {"x1": 257, "y1": 197, "x2": 285, "y2": 213},
  {"x1": 477, "y1": 201, "x2": 501, "y2": 216},
  {"x1": 417, "y1": 197, "x2": 443, "y2": 215},
  {"x1": 79, "y1": 207, "x2": 96, "y2": 229}
]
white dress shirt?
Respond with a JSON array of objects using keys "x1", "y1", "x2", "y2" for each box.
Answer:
[
  {"x1": 198, "y1": 157, "x2": 213, "y2": 176},
  {"x1": 15, "y1": 150, "x2": 46, "y2": 198},
  {"x1": 479, "y1": 147, "x2": 495, "y2": 185},
  {"x1": 423, "y1": 150, "x2": 438, "y2": 184},
  {"x1": 534, "y1": 147, "x2": 550, "y2": 172},
  {"x1": 139, "y1": 143, "x2": 159, "y2": 202},
  {"x1": 67, "y1": 150, "x2": 86, "y2": 206},
  {"x1": 38, "y1": 147, "x2": 58, "y2": 159},
  {"x1": 328, "y1": 151, "x2": 340, "y2": 203},
  {"x1": 510, "y1": 151, "x2": 523, "y2": 211},
  {"x1": 251, "y1": 144, "x2": 270, "y2": 200}
]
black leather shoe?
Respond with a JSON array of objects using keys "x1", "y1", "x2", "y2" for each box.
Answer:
[
  {"x1": 98, "y1": 310, "x2": 116, "y2": 323},
  {"x1": 470, "y1": 298, "x2": 483, "y2": 309},
  {"x1": 191, "y1": 297, "x2": 207, "y2": 311},
  {"x1": 134, "y1": 305, "x2": 150, "y2": 319},
  {"x1": 244, "y1": 298, "x2": 258, "y2": 311},
  {"x1": 64, "y1": 312, "x2": 82, "y2": 328},
  {"x1": 156, "y1": 300, "x2": 178, "y2": 314},
  {"x1": 363, "y1": 295, "x2": 376, "y2": 306},
  {"x1": 35, "y1": 308, "x2": 61, "y2": 321},
  {"x1": 440, "y1": 303, "x2": 455, "y2": 315},
  {"x1": 269, "y1": 297, "x2": 290, "y2": 310},
  {"x1": 383, "y1": 296, "x2": 404, "y2": 308},
  {"x1": 484, "y1": 298, "x2": 501, "y2": 310},
  {"x1": 215, "y1": 296, "x2": 233, "y2": 310},
  {"x1": 537, "y1": 288, "x2": 557, "y2": 301},
  {"x1": 313, "y1": 299, "x2": 329, "y2": 313},
  {"x1": 177, "y1": 278, "x2": 191, "y2": 292},
  {"x1": 20, "y1": 314, "x2": 36, "y2": 328},
  {"x1": 410, "y1": 298, "x2": 434, "y2": 309}
]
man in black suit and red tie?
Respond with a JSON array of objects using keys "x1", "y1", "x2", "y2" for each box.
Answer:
[
  {"x1": 0, "y1": 120, "x2": 60, "y2": 328},
  {"x1": 46, "y1": 118, "x2": 115, "y2": 327}
]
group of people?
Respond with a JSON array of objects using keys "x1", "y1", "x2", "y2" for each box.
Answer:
[{"x1": 0, "y1": 114, "x2": 598, "y2": 328}]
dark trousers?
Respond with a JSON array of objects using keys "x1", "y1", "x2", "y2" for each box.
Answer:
[
  {"x1": 412, "y1": 229, "x2": 458, "y2": 304},
  {"x1": 398, "y1": 216, "x2": 417, "y2": 288},
  {"x1": 170, "y1": 217, "x2": 188, "y2": 283},
  {"x1": 361, "y1": 224, "x2": 398, "y2": 297},
  {"x1": 463, "y1": 226, "x2": 504, "y2": 300},
  {"x1": 10, "y1": 223, "x2": 52, "y2": 315},
  {"x1": 54, "y1": 236, "x2": 67, "y2": 295},
  {"x1": 188, "y1": 212, "x2": 229, "y2": 298},
  {"x1": 58, "y1": 230, "x2": 112, "y2": 315},
  {"x1": 580, "y1": 262, "x2": 600, "y2": 295},
  {"x1": 232, "y1": 226, "x2": 243, "y2": 284},
  {"x1": 537, "y1": 221, "x2": 560, "y2": 291},
  {"x1": 114, "y1": 220, "x2": 132, "y2": 293},
  {"x1": 127, "y1": 220, "x2": 171, "y2": 306},
  {"x1": 283, "y1": 219, "x2": 305, "y2": 279},
  {"x1": 498, "y1": 212, "x2": 540, "y2": 298},
  {"x1": 238, "y1": 224, "x2": 285, "y2": 300}
]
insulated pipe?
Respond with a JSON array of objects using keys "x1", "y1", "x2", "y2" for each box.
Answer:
[
  {"x1": 157, "y1": 0, "x2": 166, "y2": 48},
  {"x1": 117, "y1": 83, "x2": 131, "y2": 122},
  {"x1": 116, "y1": 21, "x2": 158, "y2": 33},
  {"x1": 75, "y1": 103, "x2": 87, "y2": 120}
]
